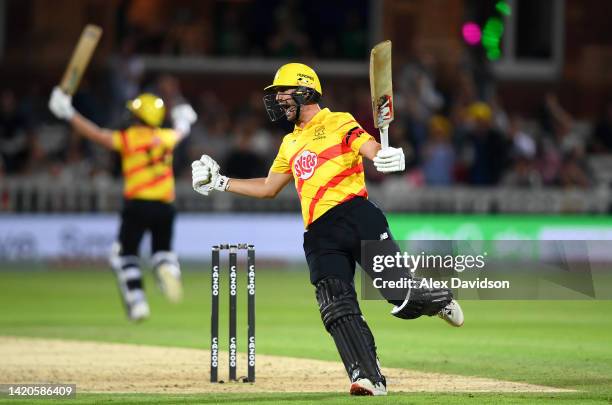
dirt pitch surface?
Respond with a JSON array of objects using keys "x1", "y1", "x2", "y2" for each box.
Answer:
[{"x1": 0, "y1": 336, "x2": 573, "y2": 394}]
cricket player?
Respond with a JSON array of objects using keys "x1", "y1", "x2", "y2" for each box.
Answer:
[
  {"x1": 191, "y1": 63, "x2": 463, "y2": 395},
  {"x1": 49, "y1": 87, "x2": 197, "y2": 321}
]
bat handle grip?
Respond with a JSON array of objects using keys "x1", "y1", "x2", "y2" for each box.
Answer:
[{"x1": 379, "y1": 126, "x2": 389, "y2": 150}]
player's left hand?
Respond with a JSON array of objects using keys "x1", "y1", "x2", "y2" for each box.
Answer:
[
  {"x1": 373, "y1": 146, "x2": 405, "y2": 173},
  {"x1": 48, "y1": 87, "x2": 75, "y2": 120},
  {"x1": 171, "y1": 104, "x2": 197, "y2": 135}
]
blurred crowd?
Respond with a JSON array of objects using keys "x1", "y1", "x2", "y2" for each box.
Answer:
[
  {"x1": 2, "y1": 28, "x2": 612, "y2": 190},
  {"x1": 116, "y1": 0, "x2": 368, "y2": 60}
]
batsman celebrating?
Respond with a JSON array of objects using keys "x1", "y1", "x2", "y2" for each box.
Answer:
[
  {"x1": 49, "y1": 87, "x2": 197, "y2": 321},
  {"x1": 192, "y1": 63, "x2": 463, "y2": 395}
]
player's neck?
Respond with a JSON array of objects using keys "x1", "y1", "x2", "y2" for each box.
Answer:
[{"x1": 296, "y1": 104, "x2": 321, "y2": 128}]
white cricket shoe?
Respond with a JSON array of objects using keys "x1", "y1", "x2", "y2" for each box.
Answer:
[
  {"x1": 350, "y1": 378, "x2": 387, "y2": 396},
  {"x1": 156, "y1": 263, "x2": 183, "y2": 303},
  {"x1": 128, "y1": 300, "x2": 150, "y2": 322},
  {"x1": 438, "y1": 299, "x2": 464, "y2": 327}
]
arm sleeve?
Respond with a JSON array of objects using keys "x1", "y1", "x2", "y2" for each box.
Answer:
[
  {"x1": 157, "y1": 129, "x2": 180, "y2": 150},
  {"x1": 269, "y1": 137, "x2": 292, "y2": 174},
  {"x1": 111, "y1": 130, "x2": 124, "y2": 152},
  {"x1": 338, "y1": 113, "x2": 375, "y2": 154}
]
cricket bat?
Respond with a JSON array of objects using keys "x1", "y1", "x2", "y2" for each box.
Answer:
[
  {"x1": 369, "y1": 40, "x2": 393, "y2": 149},
  {"x1": 59, "y1": 24, "x2": 103, "y2": 95}
]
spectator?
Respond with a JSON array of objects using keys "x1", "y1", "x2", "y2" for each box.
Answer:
[
  {"x1": 422, "y1": 115, "x2": 455, "y2": 186},
  {"x1": 463, "y1": 102, "x2": 509, "y2": 185},
  {"x1": 508, "y1": 115, "x2": 537, "y2": 160},
  {"x1": 539, "y1": 93, "x2": 590, "y2": 187},
  {"x1": 502, "y1": 156, "x2": 542, "y2": 188},
  {"x1": 557, "y1": 153, "x2": 593, "y2": 189},
  {"x1": 502, "y1": 117, "x2": 542, "y2": 189},
  {"x1": 589, "y1": 99, "x2": 612, "y2": 153},
  {"x1": 0, "y1": 90, "x2": 41, "y2": 175},
  {"x1": 399, "y1": 47, "x2": 444, "y2": 157}
]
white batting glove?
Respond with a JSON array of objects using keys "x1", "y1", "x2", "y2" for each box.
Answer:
[
  {"x1": 48, "y1": 87, "x2": 75, "y2": 120},
  {"x1": 171, "y1": 104, "x2": 197, "y2": 135},
  {"x1": 373, "y1": 147, "x2": 405, "y2": 173},
  {"x1": 191, "y1": 155, "x2": 229, "y2": 196},
  {"x1": 191, "y1": 160, "x2": 211, "y2": 196}
]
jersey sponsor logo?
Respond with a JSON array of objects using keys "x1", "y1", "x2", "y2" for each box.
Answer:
[{"x1": 293, "y1": 150, "x2": 318, "y2": 180}]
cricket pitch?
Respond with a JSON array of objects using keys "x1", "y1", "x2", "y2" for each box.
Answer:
[{"x1": 0, "y1": 336, "x2": 575, "y2": 394}]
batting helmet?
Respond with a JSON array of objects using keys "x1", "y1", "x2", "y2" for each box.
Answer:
[
  {"x1": 263, "y1": 63, "x2": 322, "y2": 122},
  {"x1": 126, "y1": 93, "x2": 166, "y2": 127},
  {"x1": 264, "y1": 63, "x2": 323, "y2": 96}
]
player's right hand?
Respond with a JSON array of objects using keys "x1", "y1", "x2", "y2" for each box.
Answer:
[
  {"x1": 191, "y1": 155, "x2": 229, "y2": 196},
  {"x1": 373, "y1": 146, "x2": 405, "y2": 173},
  {"x1": 48, "y1": 87, "x2": 75, "y2": 120},
  {"x1": 192, "y1": 159, "x2": 212, "y2": 196}
]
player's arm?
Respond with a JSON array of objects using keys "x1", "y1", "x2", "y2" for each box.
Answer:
[
  {"x1": 48, "y1": 87, "x2": 114, "y2": 149},
  {"x1": 192, "y1": 155, "x2": 292, "y2": 198},
  {"x1": 359, "y1": 139, "x2": 382, "y2": 161},
  {"x1": 69, "y1": 113, "x2": 114, "y2": 149},
  {"x1": 226, "y1": 170, "x2": 292, "y2": 198},
  {"x1": 342, "y1": 123, "x2": 404, "y2": 172}
]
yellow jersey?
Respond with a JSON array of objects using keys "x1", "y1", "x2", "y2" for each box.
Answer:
[
  {"x1": 111, "y1": 126, "x2": 179, "y2": 203},
  {"x1": 270, "y1": 108, "x2": 374, "y2": 228}
]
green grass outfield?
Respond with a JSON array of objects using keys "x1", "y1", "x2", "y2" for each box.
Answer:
[{"x1": 0, "y1": 267, "x2": 611, "y2": 404}]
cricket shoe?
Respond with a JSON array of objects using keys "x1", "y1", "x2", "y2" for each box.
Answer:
[
  {"x1": 350, "y1": 378, "x2": 387, "y2": 396},
  {"x1": 155, "y1": 263, "x2": 183, "y2": 303},
  {"x1": 128, "y1": 300, "x2": 150, "y2": 322},
  {"x1": 438, "y1": 299, "x2": 464, "y2": 327}
]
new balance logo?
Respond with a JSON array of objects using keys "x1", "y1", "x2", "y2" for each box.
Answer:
[{"x1": 379, "y1": 232, "x2": 389, "y2": 240}]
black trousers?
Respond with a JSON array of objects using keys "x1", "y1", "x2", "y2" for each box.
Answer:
[
  {"x1": 118, "y1": 199, "x2": 175, "y2": 256},
  {"x1": 303, "y1": 197, "x2": 407, "y2": 303}
]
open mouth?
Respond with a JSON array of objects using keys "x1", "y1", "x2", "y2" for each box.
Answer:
[{"x1": 283, "y1": 105, "x2": 296, "y2": 116}]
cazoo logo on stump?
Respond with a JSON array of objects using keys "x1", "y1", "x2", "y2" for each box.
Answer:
[{"x1": 294, "y1": 150, "x2": 318, "y2": 180}]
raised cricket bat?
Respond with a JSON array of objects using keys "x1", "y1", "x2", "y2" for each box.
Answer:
[
  {"x1": 59, "y1": 24, "x2": 103, "y2": 95},
  {"x1": 369, "y1": 40, "x2": 393, "y2": 149}
]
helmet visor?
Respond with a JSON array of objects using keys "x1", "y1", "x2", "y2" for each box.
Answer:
[{"x1": 262, "y1": 93, "x2": 287, "y2": 122}]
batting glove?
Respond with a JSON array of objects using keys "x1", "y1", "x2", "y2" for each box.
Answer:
[
  {"x1": 191, "y1": 155, "x2": 229, "y2": 196},
  {"x1": 373, "y1": 147, "x2": 405, "y2": 173},
  {"x1": 171, "y1": 104, "x2": 197, "y2": 135},
  {"x1": 48, "y1": 87, "x2": 75, "y2": 120}
]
